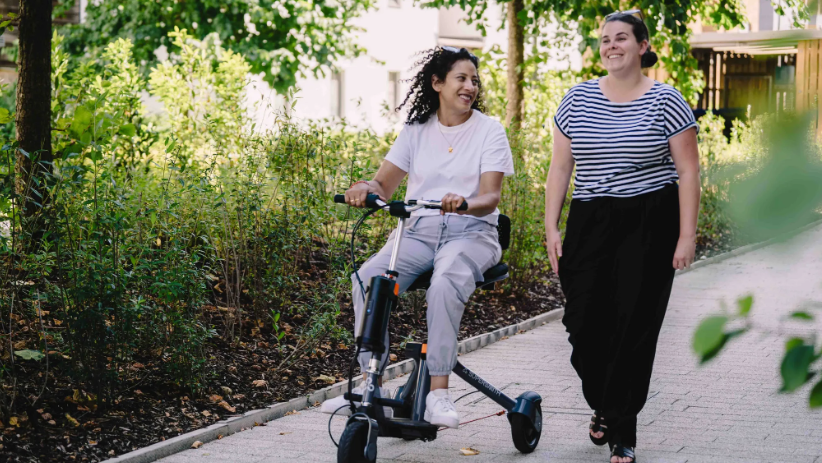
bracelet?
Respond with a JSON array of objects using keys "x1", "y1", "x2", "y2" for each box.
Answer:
[{"x1": 350, "y1": 180, "x2": 369, "y2": 188}]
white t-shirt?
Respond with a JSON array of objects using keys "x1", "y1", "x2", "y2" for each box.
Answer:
[{"x1": 384, "y1": 110, "x2": 515, "y2": 225}]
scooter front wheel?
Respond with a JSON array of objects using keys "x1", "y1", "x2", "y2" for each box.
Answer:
[
  {"x1": 338, "y1": 421, "x2": 376, "y2": 463},
  {"x1": 510, "y1": 404, "x2": 542, "y2": 453}
]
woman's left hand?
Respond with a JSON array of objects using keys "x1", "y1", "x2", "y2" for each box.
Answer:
[
  {"x1": 672, "y1": 235, "x2": 696, "y2": 270},
  {"x1": 440, "y1": 192, "x2": 467, "y2": 215}
]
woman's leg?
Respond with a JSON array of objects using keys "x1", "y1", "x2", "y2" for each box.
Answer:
[
  {"x1": 559, "y1": 198, "x2": 619, "y2": 421},
  {"x1": 426, "y1": 218, "x2": 501, "y2": 383},
  {"x1": 351, "y1": 221, "x2": 436, "y2": 376},
  {"x1": 602, "y1": 185, "x2": 680, "y2": 450}
]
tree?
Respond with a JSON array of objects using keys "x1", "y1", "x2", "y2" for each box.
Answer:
[
  {"x1": 418, "y1": 0, "x2": 746, "y2": 116},
  {"x1": 14, "y1": 0, "x2": 53, "y2": 231},
  {"x1": 61, "y1": 0, "x2": 375, "y2": 94}
]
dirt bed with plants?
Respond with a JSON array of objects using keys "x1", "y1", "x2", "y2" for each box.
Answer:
[
  {"x1": 0, "y1": 237, "x2": 739, "y2": 463},
  {"x1": 1, "y1": 269, "x2": 567, "y2": 462}
]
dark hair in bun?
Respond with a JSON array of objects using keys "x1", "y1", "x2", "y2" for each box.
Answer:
[{"x1": 605, "y1": 13, "x2": 658, "y2": 69}]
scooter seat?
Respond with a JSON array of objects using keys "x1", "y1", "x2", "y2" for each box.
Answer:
[{"x1": 407, "y1": 262, "x2": 509, "y2": 292}]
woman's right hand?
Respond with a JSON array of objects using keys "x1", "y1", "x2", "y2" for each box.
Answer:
[
  {"x1": 546, "y1": 226, "x2": 563, "y2": 276},
  {"x1": 344, "y1": 181, "x2": 385, "y2": 208}
]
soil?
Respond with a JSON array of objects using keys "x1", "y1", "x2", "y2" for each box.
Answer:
[{"x1": 0, "y1": 273, "x2": 565, "y2": 463}]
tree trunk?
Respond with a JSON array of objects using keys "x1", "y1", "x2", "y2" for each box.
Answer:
[
  {"x1": 505, "y1": 0, "x2": 524, "y2": 132},
  {"x1": 15, "y1": 0, "x2": 53, "y2": 239}
]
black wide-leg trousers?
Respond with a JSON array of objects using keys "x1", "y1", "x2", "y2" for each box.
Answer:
[{"x1": 558, "y1": 183, "x2": 680, "y2": 447}]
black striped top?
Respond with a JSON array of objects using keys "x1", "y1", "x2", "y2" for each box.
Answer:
[{"x1": 554, "y1": 78, "x2": 698, "y2": 200}]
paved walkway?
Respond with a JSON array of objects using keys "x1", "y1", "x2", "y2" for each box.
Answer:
[{"x1": 160, "y1": 224, "x2": 822, "y2": 463}]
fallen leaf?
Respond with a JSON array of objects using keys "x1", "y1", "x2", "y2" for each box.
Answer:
[
  {"x1": 208, "y1": 394, "x2": 223, "y2": 403},
  {"x1": 389, "y1": 354, "x2": 398, "y2": 362},
  {"x1": 8, "y1": 417, "x2": 18, "y2": 427},
  {"x1": 217, "y1": 434, "x2": 223, "y2": 439},
  {"x1": 88, "y1": 440, "x2": 97, "y2": 445},
  {"x1": 252, "y1": 379, "x2": 268, "y2": 388},
  {"x1": 65, "y1": 413, "x2": 80, "y2": 427},
  {"x1": 41, "y1": 413, "x2": 52, "y2": 421},
  {"x1": 53, "y1": 319, "x2": 63, "y2": 326},
  {"x1": 47, "y1": 420, "x2": 56, "y2": 425},
  {"x1": 201, "y1": 410, "x2": 212, "y2": 417},
  {"x1": 279, "y1": 432, "x2": 292, "y2": 435},
  {"x1": 284, "y1": 410, "x2": 299, "y2": 416},
  {"x1": 460, "y1": 447, "x2": 480, "y2": 456},
  {"x1": 219, "y1": 386, "x2": 233, "y2": 396},
  {"x1": 191, "y1": 440, "x2": 203, "y2": 449},
  {"x1": 217, "y1": 401, "x2": 236, "y2": 413},
  {"x1": 314, "y1": 374, "x2": 336, "y2": 384}
]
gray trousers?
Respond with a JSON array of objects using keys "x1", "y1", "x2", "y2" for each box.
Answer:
[{"x1": 352, "y1": 215, "x2": 502, "y2": 376}]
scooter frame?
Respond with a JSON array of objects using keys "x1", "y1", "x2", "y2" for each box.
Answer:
[{"x1": 333, "y1": 194, "x2": 543, "y2": 462}]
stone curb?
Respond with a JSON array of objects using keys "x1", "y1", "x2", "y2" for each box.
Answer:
[
  {"x1": 675, "y1": 217, "x2": 822, "y2": 277},
  {"x1": 103, "y1": 309, "x2": 565, "y2": 463}
]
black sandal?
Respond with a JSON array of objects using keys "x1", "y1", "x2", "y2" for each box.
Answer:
[
  {"x1": 589, "y1": 411, "x2": 608, "y2": 446},
  {"x1": 609, "y1": 444, "x2": 636, "y2": 463}
]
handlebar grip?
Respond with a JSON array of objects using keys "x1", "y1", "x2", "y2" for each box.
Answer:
[
  {"x1": 365, "y1": 194, "x2": 381, "y2": 208},
  {"x1": 334, "y1": 194, "x2": 346, "y2": 204},
  {"x1": 457, "y1": 200, "x2": 468, "y2": 211}
]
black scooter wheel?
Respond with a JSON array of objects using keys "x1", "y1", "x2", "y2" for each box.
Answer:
[
  {"x1": 510, "y1": 405, "x2": 542, "y2": 453},
  {"x1": 338, "y1": 421, "x2": 376, "y2": 463}
]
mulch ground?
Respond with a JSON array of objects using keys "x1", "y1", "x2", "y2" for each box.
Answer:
[{"x1": 0, "y1": 238, "x2": 731, "y2": 462}]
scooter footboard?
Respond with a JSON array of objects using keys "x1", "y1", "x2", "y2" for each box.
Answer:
[{"x1": 453, "y1": 361, "x2": 517, "y2": 410}]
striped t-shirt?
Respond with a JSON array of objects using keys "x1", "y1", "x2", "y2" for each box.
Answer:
[{"x1": 553, "y1": 78, "x2": 698, "y2": 200}]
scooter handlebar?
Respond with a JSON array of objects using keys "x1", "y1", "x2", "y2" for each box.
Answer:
[
  {"x1": 333, "y1": 193, "x2": 383, "y2": 208},
  {"x1": 333, "y1": 195, "x2": 468, "y2": 211}
]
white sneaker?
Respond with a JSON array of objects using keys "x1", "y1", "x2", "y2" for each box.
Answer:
[
  {"x1": 424, "y1": 389, "x2": 459, "y2": 429},
  {"x1": 320, "y1": 386, "x2": 393, "y2": 418}
]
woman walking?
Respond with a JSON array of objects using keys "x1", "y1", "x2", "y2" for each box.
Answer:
[{"x1": 544, "y1": 10, "x2": 700, "y2": 463}]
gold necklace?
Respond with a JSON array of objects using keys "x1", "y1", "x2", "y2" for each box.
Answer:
[{"x1": 437, "y1": 119, "x2": 454, "y2": 153}]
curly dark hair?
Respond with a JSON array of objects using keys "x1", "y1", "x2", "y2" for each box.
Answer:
[{"x1": 397, "y1": 47, "x2": 486, "y2": 125}]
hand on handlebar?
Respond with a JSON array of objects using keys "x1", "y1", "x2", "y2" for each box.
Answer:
[
  {"x1": 440, "y1": 192, "x2": 468, "y2": 215},
  {"x1": 345, "y1": 181, "x2": 385, "y2": 208}
]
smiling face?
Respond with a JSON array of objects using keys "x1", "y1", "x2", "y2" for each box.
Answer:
[
  {"x1": 600, "y1": 20, "x2": 648, "y2": 74},
  {"x1": 432, "y1": 59, "x2": 479, "y2": 113}
]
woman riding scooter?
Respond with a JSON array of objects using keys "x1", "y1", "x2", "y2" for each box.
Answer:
[{"x1": 321, "y1": 46, "x2": 514, "y2": 429}]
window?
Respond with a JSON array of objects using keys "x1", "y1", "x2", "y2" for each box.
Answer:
[
  {"x1": 388, "y1": 71, "x2": 401, "y2": 110},
  {"x1": 331, "y1": 71, "x2": 345, "y2": 118},
  {"x1": 388, "y1": 0, "x2": 402, "y2": 8}
]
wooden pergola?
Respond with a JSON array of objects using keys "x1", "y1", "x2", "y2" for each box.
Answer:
[{"x1": 688, "y1": 29, "x2": 822, "y2": 133}]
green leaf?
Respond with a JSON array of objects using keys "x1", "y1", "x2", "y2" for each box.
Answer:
[
  {"x1": 0, "y1": 107, "x2": 12, "y2": 124},
  {"x1": 62, "y1": 143, "x2": 82, "y2": 159},
  {"x1": 74, "y1": 105, "x2": 93, "y2": 129},
  {"x1": 786, "y1": 337, "x2": 804, "y2": 351},
  {"x1": 737, "y1": 295, "x2": 753, "y2": 316},
  {"x1": 789, "y1": 311, "x2": 814, "y2": 321},
  {"x1": 693, "y1": 315, "x2": 728, "y2": 356},
  {"x1": 119, "y1": 123, "x2": 136, "y2": 137},
  {"x1": 781, "y1": 343, "x2": 815, "y2": 392},
  {"x1": 14, "y1": 349, "x2": 45, "y2": 361},
  {"x1": 810, "y1": 380, "x2": 822, "y2": 408}
]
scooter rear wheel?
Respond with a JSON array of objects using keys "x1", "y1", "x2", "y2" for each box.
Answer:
[
  {"x1": 337, "y1": 421, "x2": 376, "y2": 463},
  {"x1": 510, "y1": 404, "x2": 542, "y2": 453}
]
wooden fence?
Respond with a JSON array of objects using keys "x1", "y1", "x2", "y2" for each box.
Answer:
[{"x1": 797, "y1": 39, "x2": 822, "y2": 134}]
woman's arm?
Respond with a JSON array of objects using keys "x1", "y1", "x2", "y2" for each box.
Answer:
[
  {"x1": 440, "y1": 171, "x2": 504, "y2": 216},
  {"x1": 669, "y1": 126, "x2": 700, "y2": 270},
  {"x1": 544, "y1": 125, "x2": 575, "y2": 275},
  {"x1": 344, "y1": 160, "x2": 407, "y2": 207}
]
